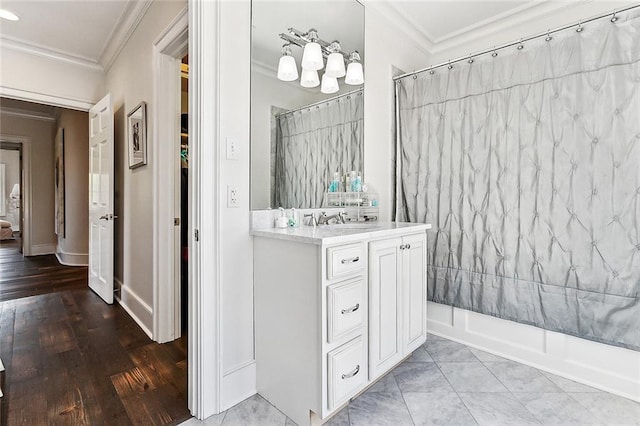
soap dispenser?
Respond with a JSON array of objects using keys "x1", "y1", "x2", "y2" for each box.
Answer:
[
  {"x1": 275, "y1": 207, "x2": 288, "y2": 228},
  {"x1": 288, "y1": 208, "x2": 299, "y2": 227}
]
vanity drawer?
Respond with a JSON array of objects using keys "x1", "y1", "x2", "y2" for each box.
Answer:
[
  {"x1": 327, "y1": 335, "x2": 366, "y2": 410},
  {"x1": 327, "y1": 278, "x2": 365, "y2": 343},
  {"x1": 327, "y1": 243, "x2": 364, "y2": 280}
]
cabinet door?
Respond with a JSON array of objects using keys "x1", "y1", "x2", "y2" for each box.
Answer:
[
  {"x1": 368, "y1": 238, "x2": 402, "y2": 379},
  {"x1": 402, "y1": 233, "x2": 427, "y2": 354}
]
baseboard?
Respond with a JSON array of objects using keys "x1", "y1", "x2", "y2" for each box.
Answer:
[
  {"x1": 114, "y1": 278, "x2": 153, "y2": 339},
  {"x1": 220, "y1": 361, "x2": 257, "y2": 411},
  {"x1": 55, "y1": 249, "x2": 88, "y2": 266},
  {"x1": 28, "y1": 243, "x2": 57, "y2": 256},
  {"x1": 427, "y1": 302, "x2": 640, "y2": 402}
]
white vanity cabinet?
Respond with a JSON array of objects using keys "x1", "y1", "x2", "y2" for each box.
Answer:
[
  {"x1": 369, "y1": 232, "x2": 427, "y2": 379},
  {"x1": 252, "y1": 222, "x2": 430, "y2": 426}
]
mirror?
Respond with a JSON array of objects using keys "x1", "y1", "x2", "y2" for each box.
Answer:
[{"x1": 250, "y1": 0, "x2": 365, "y2": 210}]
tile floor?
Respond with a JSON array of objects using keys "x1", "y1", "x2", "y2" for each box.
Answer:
[{"x1": 181, "y1": 334, "x2": 640, "y2": 426}]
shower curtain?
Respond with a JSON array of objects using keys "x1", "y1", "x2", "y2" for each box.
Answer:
[
  {"x1": 275, "y1": 91, "x2": 363, "y2": 208},
  {"x1": 396, "y1": 10, "x2": 640, "y2": 350}
]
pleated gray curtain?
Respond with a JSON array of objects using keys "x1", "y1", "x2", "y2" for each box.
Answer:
[
  {"x1": 396, "y1": 10, "x2": 640, "y2": 350},
  {"x1": 275, "y1": 91, "x2": 363, "y2": 208}
]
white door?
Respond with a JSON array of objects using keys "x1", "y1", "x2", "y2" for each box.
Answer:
[
  {"x1": 88, "y1": 94, "x2": 115, "y2": 304},
  {"x1": 402, "y1": 233, "x2": 427, "y2": 354},
  {"x1": 368, "y1": 237, "x2": 403, "y2": 380}
]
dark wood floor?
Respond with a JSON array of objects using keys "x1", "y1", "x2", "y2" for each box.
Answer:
[
  {"x1": 0, "y1": 238, "x2": 88, "y2": 302},
  {"x1": 0, "y1": 239, "x2": 190, "y2": 425}
]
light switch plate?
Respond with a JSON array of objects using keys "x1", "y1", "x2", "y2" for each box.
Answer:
[{"x1": 226, "y1": 137, "x2": 239, "y2": 160}]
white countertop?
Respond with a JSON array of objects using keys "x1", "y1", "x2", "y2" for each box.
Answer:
[{"x1": 251, "y1": 222, "x2": 432, "y2": 245}]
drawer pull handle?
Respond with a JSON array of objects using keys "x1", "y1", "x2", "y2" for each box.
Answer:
[
  {"x1": 341, "y1": 365, "x2": 360, "y2": 379},
  {"x1": 341, "y1": 256, "x2": 360, "y2": 264},
  {"x1": 341, "y1": 303, "x2": 360, "y2": 314}
]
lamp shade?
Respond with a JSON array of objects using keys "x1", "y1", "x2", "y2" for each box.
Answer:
[
  {"x1": 10, "y1": 184, "x2": 20, "y2": 198},
  {"x1": 277, "y1": 55, "x2": 298, "y2": 81},
  {"x1": 345, "y1": 62, "x2": 364, "y2": 85},
  {"x1": 321, "y1": 74, "x2": 339, "y2": 94},
  {"x1": 300, "y1": 69, "x2": 320, "y2": 88},
  {"x1": 301, "y1": 41, "x2": 323, "y2": 71},
  {"x1": 325, "y1": 52, "x2": 346, "y2": 78}
]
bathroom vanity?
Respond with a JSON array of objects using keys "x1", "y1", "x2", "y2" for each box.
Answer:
[{"x1": 252, "y1": 222, "x2": 431, "y2": 425}]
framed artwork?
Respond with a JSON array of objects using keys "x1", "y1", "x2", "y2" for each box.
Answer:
[
  {"x1": 127, "y1": 101, "x2": 147, "y2": 169},
  {"x1": 54, "y1": 128, "x2": 65, "y2": 236}
]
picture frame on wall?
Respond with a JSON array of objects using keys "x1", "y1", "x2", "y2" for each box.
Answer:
[{"x1": 127, "y1": 101, "x2": 147, "y2": 169}]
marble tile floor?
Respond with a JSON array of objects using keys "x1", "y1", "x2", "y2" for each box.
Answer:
[{"x1": 180, "y1": 334, "x2": 640, "y2": 426}]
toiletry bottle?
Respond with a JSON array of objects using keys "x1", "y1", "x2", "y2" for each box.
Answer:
[
  {"x1": 349, "y1": 171, "x2": 357, "y2": 192},
  {"x1": 355, "y1": 171, "x2": 362, "y2": 192},
  {"x1": 329, "y1": 172, "x2": 340, "y2": 192},
  {"x1": 288, "y1": 208, "x2": 299, "y2": 227},
  {"x1": 275, "y1": 207, "x2": 288, "y2": 228}
]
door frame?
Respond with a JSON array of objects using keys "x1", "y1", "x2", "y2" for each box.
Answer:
[{"x1": 0, "y1": 135, "x2": 31, "y2": 255}]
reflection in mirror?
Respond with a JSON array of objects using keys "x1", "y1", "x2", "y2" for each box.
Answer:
[{"x1": 251, "y1": 0, "x2": 365, "y2": 210}]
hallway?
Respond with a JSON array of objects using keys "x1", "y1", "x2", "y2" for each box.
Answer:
[{"x1": 0, "y1": 241, "x2": 190, "y2": 425}]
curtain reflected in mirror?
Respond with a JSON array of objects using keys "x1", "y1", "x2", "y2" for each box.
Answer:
[{"x1": 274, "y1": 90, "x2": 363, "y2": 208}]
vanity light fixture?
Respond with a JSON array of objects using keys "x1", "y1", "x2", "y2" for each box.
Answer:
[
  {"x1": 321, "y1": 74, "x2": 339, "y2": 94},
  {"x1": 300, "y1": 68, "x2": 320, "y2": 88},
  {"x1": 301, "y1": 29, "x2": 324, "y2": 70},
  {"x1": 345, "y1": 51, "x2": 364, "y2": 85},
  {"x1": 277, "y1": 27, "x2": 364, "y2": 90},
  {"x1": 0, "y1": 8, "x2": 19, "y2": 21},
  {"x1": 277, "y1": 44, "x2": 299, "y2": 81}
]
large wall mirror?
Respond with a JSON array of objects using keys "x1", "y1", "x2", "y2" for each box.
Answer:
[{"x1": 250, "y1": 0, "x2": 365, "y2": 210}]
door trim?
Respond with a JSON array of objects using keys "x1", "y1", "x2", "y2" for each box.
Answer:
[
  {"x1": 0, "y1": 134, "x2": 31, "y2": 255},
  {"x1": 152, "y1": 6, "x2": 187, "y2": 344}
]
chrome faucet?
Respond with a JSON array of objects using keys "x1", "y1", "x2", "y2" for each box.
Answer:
[
  {"x1": 304, "y1": 213, "x2": 319, "y2": 227},
  {"x1": 318, "y1": 211, "x2": 347, "y2": 225}
]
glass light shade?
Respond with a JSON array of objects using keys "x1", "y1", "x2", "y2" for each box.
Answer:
[
  {"x1": 277, "y1": 55, "x2": 298, "y2": 81},
  {"x1": 300, "y1": 69, "x2": 320, "y2": 88},
  {"x1": 321, "y1": 74, "x2": 339, "y2": 94},
  {"x1": 345, "y1": 62, "x2": 364, "y2": 85},
  {"x1": 325, "y1": 52, "x2": 346, "y2": 78},
  {"x1": 0, "y1": 9, "x2": 19, "y2": 21},
  {"x1": 301, "y1": 42, "x2": 324, "y2": 71}
]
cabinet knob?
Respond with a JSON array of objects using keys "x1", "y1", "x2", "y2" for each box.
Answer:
[{"x1": 400, "y1": 243, "x2": 411, "y2": 250}]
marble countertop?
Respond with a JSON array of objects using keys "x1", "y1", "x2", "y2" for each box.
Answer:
[{"x1": 251, "y1": 222, "x2": 432, "y2": 245}]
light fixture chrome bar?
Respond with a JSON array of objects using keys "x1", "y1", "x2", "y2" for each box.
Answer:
[
  {"x1": 279, "y1": 29, "x2": 350, "y2": 60},
  {"x1": 393, "y1": 3, "x2": 640, "y2": 81},
  {"x1": 275, "y1": 88, "x2": 363, "y2": 117}
]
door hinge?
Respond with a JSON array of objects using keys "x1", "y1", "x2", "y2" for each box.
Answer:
[
  {"x1": 174, "y1": 217, "x2": 180, "y2": 226},
  {"x1": 194, "y1": 229, "x2": 199, "y2": 242}
]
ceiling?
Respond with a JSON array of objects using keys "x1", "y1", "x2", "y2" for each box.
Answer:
[{"x1": 0, "y1": 0, "x2": 635, "y2": 71}]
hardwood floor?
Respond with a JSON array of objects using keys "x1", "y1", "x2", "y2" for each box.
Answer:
[
  {"x1": 0, "y1": 240, "x2": 190, "y2": 425},
  {"x1": 0, "y1": 239, "x2": 88, "y2": 302}
]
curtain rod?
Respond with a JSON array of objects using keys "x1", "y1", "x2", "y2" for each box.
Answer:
[
  {"x1": 276, "y1": 88, "x2": 363, "y2": 117},
  {"x1": 393, "y1": 3, "x2": 640, "y2": 82}
]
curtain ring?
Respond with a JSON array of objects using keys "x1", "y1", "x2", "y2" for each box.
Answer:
[
  {"x1": 429, "y1": 66, "x2": 435, "y2": 75},
  {"x1": 611, "y1": 11, "x2": 618, "y2": 23},
  {"x1": 576, "y1": 21, "x2": 583, "y2": 32},
  {"x1": 447, "y1": 61, "x2": 453, "y2": 70},
  {"x1": 517, "y1": 39, "x2": 524, "y2": 50},
  {"x1": 413, "y1": 74, "x2": 418, "y2": 79},
  {"x1": 545, "y1": 30, "x2": 552, "y2": 42},
  {"x1": 468, "y1": 55, "x2": 474, "y2": 64},
  {"x1": 492, "y1": 47, "x2": 498, "y2": 57}
]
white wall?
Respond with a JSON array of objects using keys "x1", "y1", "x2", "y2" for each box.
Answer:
[
  {"x1": 104, "y1": 0, "x2": 187, "y2": 332},
  {"x1": 55, "y1": 109, "x2": 89, "y2": 266},
  {"x1": 0, "y1": 149, "x2": 20, "y2": 230},
  {"x1": 0, "y1": 46, "x2": 103, "y2": 110}
]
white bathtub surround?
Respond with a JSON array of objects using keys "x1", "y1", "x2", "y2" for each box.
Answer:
[{"x1": 252, "y1": 222, "x2": 430, "y2": 425}]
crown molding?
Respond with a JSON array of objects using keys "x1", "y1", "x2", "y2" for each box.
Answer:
[
  {"x1": 0, "y1": 36, "x2": 103, "y2": 71},
  {"x1": 99, "y1": 0, "x2": 153, "y2": 72},
  {"x1": 0, "y1": 106, "x2": 56, "y2": 122},
  {"x1": 361, "y1": 0, "x2": 433, "y2": 57},
  {"x1": 429, "y1": 0, "x2": 590, "y2": 55}
]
